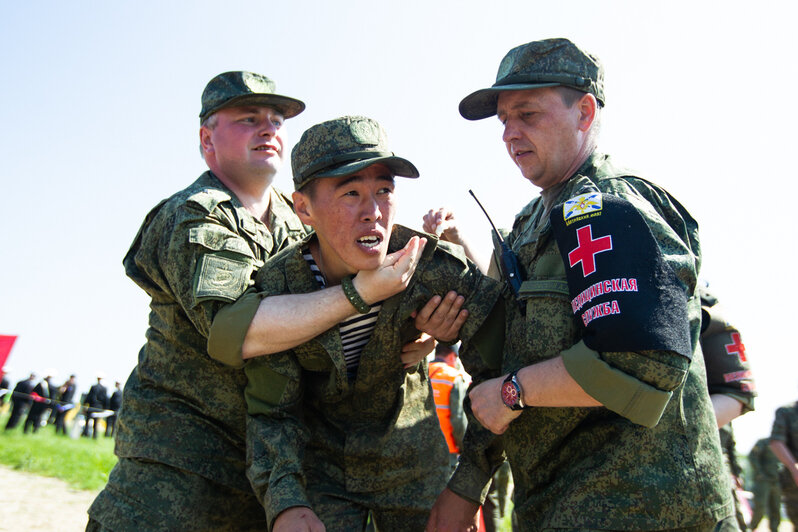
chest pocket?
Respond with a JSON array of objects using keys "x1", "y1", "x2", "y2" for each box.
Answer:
[{"x1": 505, "y1": 242, "x2": 579, "y2": 369}]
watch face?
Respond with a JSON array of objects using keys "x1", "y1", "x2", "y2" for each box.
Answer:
[{"x1": 501, "y1": 380, "x2": 519, "y2": 407}]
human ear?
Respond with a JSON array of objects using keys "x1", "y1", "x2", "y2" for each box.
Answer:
[
  {"x1": 577, "y1": 93, "x2": 597, "y2": 132},
  {"x1": 199, "y1": 127, "x2": 213, "y2": 153},
  {"x1": 292, "y1": 191, "x2": 315, "y2": 226}
]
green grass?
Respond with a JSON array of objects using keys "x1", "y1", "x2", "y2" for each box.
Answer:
[{"x1": 0, "y1": 411, "x2": 117, "y2": 491}]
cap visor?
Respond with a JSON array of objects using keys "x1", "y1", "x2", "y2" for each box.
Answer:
[
  {"x1": 206, "y1": 93, "x2": 306, "y2": 120},
  {"x1": 315, "y1": 156, "x2": 420, "y2": 179},
  {"x1": 459, "y1": 83, "x2": 561, "y2": 120}
]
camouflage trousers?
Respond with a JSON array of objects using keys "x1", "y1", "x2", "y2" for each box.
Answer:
[
  {"x1": 305, "y1": 462, "x2": 447, "y2": 532},
  {"x1": 749, "y1": 479, "x2": 780, "y2": 532},
  {"x1": 86, "y1": 457, "x2": 266, "y2": 532}
]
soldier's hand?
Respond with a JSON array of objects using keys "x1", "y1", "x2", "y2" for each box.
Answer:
[
  {"x1": 425, "y1": 488, "x2": 479, "y2": 532},
  {"x1": 423, "y1": 208, "x2": 465, "y2": 246},
  {"x1": 413, "y1": 291, "x2": 468, "y2": 343},
  {"x1": 400, "y1": 333, "x2": 435, "y2": 368},
  {"x1": 469, "y1": 375, "x2": 522, "y2": 434},
  {"x1": 353, "y1": 236, "x2": 426, "y2": 304},
  {"x1": 273, "y1": 506, "x2": 325, "y2": 532}
]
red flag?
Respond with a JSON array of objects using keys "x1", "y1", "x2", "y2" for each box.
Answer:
[{"x1": 0, "y1": 335, "x2": 18, "y2": 371}]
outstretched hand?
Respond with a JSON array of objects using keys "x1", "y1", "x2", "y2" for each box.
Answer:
[{"x1": 353, "y1": 236, "x2": 427, "y2": 304}]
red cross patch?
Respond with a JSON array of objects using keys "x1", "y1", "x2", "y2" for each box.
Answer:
[
  {"x1": 724, "y1": 332, "x2": 747, "y2": 362},
  {"x1": 568, "y1": 224, "x2": 613, "y2": 277}
]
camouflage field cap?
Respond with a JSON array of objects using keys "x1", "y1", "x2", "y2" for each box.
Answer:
[
  {"x1": 199, "y1": 71, "x2": 305, "y2": 122},
  {"x1": 459, "y1": 38, "x2": 605, "y2": 120},
  {"x1": 292, "y1": 116, "x2": 419, "y2": 190}
]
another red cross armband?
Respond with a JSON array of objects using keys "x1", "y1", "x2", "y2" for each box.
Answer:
[
  {"x1": 700, "y1": 303, "x2": 755, "y2": 397},
  {"x1": 550, "y1": 191, "x2": 692, "y2": 359}
]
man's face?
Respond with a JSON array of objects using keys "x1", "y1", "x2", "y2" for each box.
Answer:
[
  {"x1": 294, "y1": 164, "x2": 396, "y2": 283},
  {"x1": 200, "y1": 105, "x2": 286, "y2": 182},
  {"x1": 497, "y1": 88, "x2": 586, "y2": 189}
]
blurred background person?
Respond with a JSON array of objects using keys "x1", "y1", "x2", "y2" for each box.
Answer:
[
  {"x1": 105, "y1": 380, "x2": 123, "y2": 437},
  {"x1": 4, "y1": 372, "x2": 34, "y2": 430},
  {"x1": 748, "y1": 437, "x2": 781, "y2": 532},
  {"x1": 53, "y1": 374, "x2": 77, "y2": 435}
]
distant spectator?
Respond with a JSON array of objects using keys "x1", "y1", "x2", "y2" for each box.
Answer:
[
  {"x1": 82, "y1": 374, "x2": 108, "y2": 439},
  {"x1": 4, "y1": 373, "x2": 36, "y2": 430},
  {"x1": 105, "y1": 381, "x2": 123, "y2": 437},
  {"x1": 54, "y1": 374, "x2": 77, "y2": 435},
  {"x1": 24, "y1": 370, "x2": 55, "y2": 433},
  {"x1": 5, "y1": 373, "x2": 35, "y2": 430}
]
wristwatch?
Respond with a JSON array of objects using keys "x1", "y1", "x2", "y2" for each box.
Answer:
[{"x1": 501, "y1": 370, "x2": 526, "y2": 411}]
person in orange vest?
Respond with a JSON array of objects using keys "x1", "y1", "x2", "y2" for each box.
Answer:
[{"x1": 429, "y1": 343, "x2": 470, "y2": 473}]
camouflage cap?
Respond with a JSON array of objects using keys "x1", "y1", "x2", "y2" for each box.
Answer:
[
  {"x1": 459, "y1": 38, "x2": 605, "y2": 120},
  {"x1": 199, "y1": 71, "x2": 305, "y2": 122},
  {"x1": 292, "y1": 116, "x2": 419, "y2": 191}
]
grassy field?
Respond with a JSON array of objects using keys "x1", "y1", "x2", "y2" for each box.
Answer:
[{"x1": 0, "y1": 409, "x2": 117, "y2": 491}]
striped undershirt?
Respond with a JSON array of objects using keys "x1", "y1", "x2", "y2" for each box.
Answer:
[{"x1": 303, "y1": 248, "x2": 381, "y2": 377}]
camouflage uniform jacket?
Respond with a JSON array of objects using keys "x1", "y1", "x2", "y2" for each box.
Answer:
[
  {"x1": 115, "y1": 171, "x2": 306, "y2": 491},
  {"x1": 750, "y1": 438, "x2": 781, "y2": 483},
  {"x1": 243, "y1": 225, "x2": 502, "y2": 527},
  {"x1": 451, "y1": 153, "x2": 732, "y2": 530},
  {"x1": 771, "y1": 402, "x2": 798, "y2": 457}
]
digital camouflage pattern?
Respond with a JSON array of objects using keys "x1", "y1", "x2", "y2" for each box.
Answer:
[
  {"x1": 699, "y1": 287, "x2": 756, "y2": 411},
  {"x1": 459, "y1": 37, "x2": 605, "y2": 120},
  {"x1": 87, "y1": 171, "x2": 307, "y2": 530},
  {"x1": 238, "y1": 225, "x2": 502, "y2": 529},
  {"x1": 451, "y1": 153, "x2": 732, "y2": 530},
  {"x1": 199, "y1": 71, "x2": 305, "y2": 122},
  {"x1": 771, "y1": 402, "x2": 798, "y2": 523},
  {"x1": 291, "y1": 116, "x2": 419, "y2": 190}
]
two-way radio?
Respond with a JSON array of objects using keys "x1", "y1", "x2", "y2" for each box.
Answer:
[{"x1": 468, "y1": 189, "x2": 524, "y2": 299}]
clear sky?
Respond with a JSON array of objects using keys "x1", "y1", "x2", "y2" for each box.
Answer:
[{"x1": 1, "y1": 1, "x2": 795, "y2": 452}]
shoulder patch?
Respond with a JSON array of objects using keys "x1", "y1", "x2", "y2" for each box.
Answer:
[
  {"x1": 550, "y1": 192, "x2": 692, "y2": 359},
  {"x1": 563, "y1": 192, "x2": 603, "y2": 223},
  {"x1": 194, "y1": 254, "x2": 253, "y2": 302},
  {"x1": 187, "y1": 188, "x2": 232, "y2": 214}
]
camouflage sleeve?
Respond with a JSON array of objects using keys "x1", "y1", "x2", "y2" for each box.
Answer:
[
  {"x1": 552, "y1": 180, "x2": 699, "y2": 426},
  {"x1": 145, "y1": 201, "x2": 259, "y2": 341},
  {"x1": 447, "y1": 339, "x2": 507, "y2": 504},
  {"x1": 701, "y1": 304, "x2": 756, "y2": 413},
  {"x1": 771, "y1": 406, "x2": 792, "y2": 444},
  {"x1": 408, "y1": 239, "x2": 503, "y2": 345},
  {"x1": 245, "y1": 351, "x2": 311, "y2": 527},
  {"x1": 207, "y1": 289, "x2": 261, "y2": 368}
]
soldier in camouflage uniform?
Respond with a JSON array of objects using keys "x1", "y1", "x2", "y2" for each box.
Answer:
[
  {"x1": 700, "y1": 285, "x2": 757, "y2": 531},
  {"x1": 426, "y1": 38, "x2": 735, "y2": 531},
  {"x1": 85, "y1": 71, "x2": 309, "y2": 531},
  {"x1": 770, "y1": 402, "x2": 798, "y2": 528},
  {"x1": 749, "y1": 437, "x2": 781, "y2": 532},
  {"x1": 88, "y1": 74, "x2": 457, "y2": 531},
  {"x1": 207, "y1": 116, "x2": 502, "y2": 532}
]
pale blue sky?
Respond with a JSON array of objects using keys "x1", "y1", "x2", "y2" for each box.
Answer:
[{"x1": 1, "y1": 1, "x2": 795, "y2": 451}]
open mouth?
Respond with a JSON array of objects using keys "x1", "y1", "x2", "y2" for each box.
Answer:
[{"x1": 357, "y1": 235, "x2": 382, "y2": 249}]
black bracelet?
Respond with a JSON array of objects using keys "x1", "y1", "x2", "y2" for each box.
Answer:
[{"x1": 341, "y1": 275, "x2": 371, "y2": 314}]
